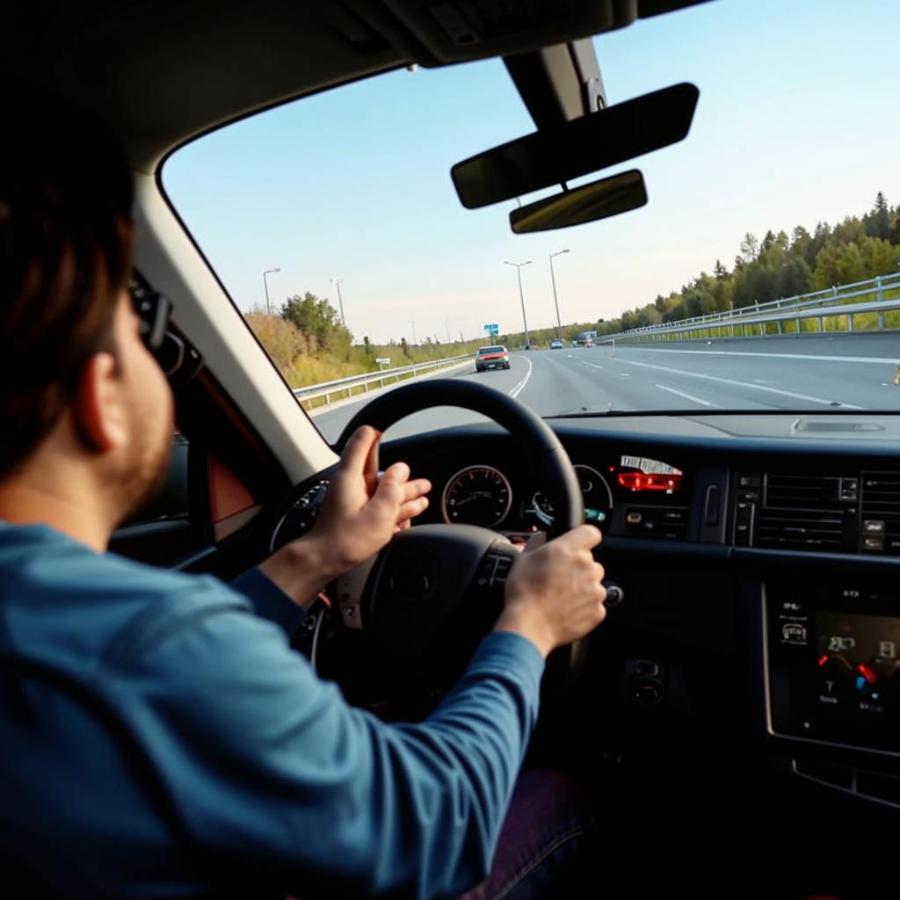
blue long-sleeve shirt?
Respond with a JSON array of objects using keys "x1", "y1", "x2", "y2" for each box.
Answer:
[{"x1": 0, "y1": 523, "x2": 544, "y2": 898}]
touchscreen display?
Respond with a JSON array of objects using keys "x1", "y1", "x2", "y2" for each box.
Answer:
[
  {"x1": 815, "y1": 611, "x2": 900, "y2": 719},
  {"x1": 768, "y1": 596, "x2": 900, "y2": 753}
]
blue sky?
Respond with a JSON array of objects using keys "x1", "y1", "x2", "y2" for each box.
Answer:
[{"x1": 164, "y1": 0, "x2": 900, "y2": 345}]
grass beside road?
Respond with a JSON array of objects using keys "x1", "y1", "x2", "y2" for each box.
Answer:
[{"x1": 246, "y1": 311, "x2": 488, "y2": 408}]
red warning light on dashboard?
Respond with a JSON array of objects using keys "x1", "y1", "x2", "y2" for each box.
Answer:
[{"x1": 617, "y1": 472, "x2": 684, "y2": 493}]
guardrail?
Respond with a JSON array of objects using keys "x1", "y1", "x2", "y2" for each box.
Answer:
[
  {"x1": 293, "y1": 354, "x2": 471, "y2": 409},
  {"x1": 606, "y1": 272, "x2": 900, "y2": 342}
]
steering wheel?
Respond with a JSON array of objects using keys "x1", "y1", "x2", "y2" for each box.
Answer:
[{"x1": 329, "y1": 378, "x2": 586, "y2": 672}]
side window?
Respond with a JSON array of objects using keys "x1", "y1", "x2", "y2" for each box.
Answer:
[{"x1": 109, "y1": 433, "x2": 200, "y2": 564}]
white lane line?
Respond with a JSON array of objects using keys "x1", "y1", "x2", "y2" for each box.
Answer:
[
  {"x1": 583, "y1": 362, "x2": 604, "y2": 369},
  {"x1": 615, "y1": 358, "x2": 863, "y2": 408},
  {"x1": 620, "y1": 347, "x2": 900, "y2": 365},
  {"x1": 655, "y1": 384, "x2": 718, "y2": 407},
  {"x1": 509, "y1": 355, "x2": 533, "y2": 399}
]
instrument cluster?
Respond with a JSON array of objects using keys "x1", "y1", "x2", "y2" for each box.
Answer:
[{"x1": 439, "y1": 455, "x2": 687, "y2": 534}]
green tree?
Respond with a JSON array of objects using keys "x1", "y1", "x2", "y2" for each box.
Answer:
[
  {"x1": 811, "y1": 241, "x2": 865, "y2": 289},
  {"x1": 859, "y1": 235, "x2": 900, "y2": 278},
  {"x1": 779, "y1": 255, "x2": 811, "y2": 298},
  {"x1": 864, "y1": 192, "x2": 892, "y2": 241},
  {"x1": 890, "y1": 211, "x2": 900, "y2": 246},
  {"x1": 280, "y1": 291, "x2": 352, "y2": 358},
  {"x1": 739, "y1": 232, "x2": 759, "y2": 263},
  {"x1": 790, "y1": 226, "x2": 813, "y2": 265}
]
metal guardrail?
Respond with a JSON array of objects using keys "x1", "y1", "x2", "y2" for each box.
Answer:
[
  {"x1": 608, "y1": 272, "x2": 900, "y2": 342},
  {"x1": 293, "y1": 354, "x2": 471, "y2": 408}
]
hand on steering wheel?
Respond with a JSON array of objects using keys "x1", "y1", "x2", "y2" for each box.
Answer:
[
  {"x1": 326, "y1": 378, "x2": 606, "y2": 675},
  {"x1": 309, "y1": 425, "x2": 431, "y2": 572}
]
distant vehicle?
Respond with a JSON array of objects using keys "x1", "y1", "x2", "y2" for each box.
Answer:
[
  {"x1": 549, "y1": 339, "x2": 564, "y2": 349},
  {"x1": 573, "y1": 330, "x2": 597, "y2": 347},
  {"x1": 475, "y1": 345, "x2": 510, "y2": 372}
]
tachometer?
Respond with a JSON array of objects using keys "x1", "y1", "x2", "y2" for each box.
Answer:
[
  {"x1": 575, "y1": 465, "x2": 614, "y2": 526},
  {"x1": 527, "y1": 465, "x2": 614, "y2": 529},
  {"x1": 441, "y1": 465, "x2": 513, "y2": 527}
]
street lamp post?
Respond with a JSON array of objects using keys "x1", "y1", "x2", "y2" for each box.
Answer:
[
  {"x1": 445, "y1": 315, "x2": 464, "y2": 344},
  {"x1": 504, "y1": 260, "x2": 532, "y2": 348},
  {"x1": 330, "y1": 276, "x2": 346, "y2": 326},
  {"x1": 262, "y1": 267, "x2": 280, "y2": 316},
  {"x1": 409, "y1": 320, "x2": 418, "y2": 345},
  {"x1": 549, "y1": 249, "x2": 570, "y2": 340}
]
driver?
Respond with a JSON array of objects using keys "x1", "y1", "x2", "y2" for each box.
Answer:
[{"x1": 0, "y1": 92, "x2": 607, "y2": 898}]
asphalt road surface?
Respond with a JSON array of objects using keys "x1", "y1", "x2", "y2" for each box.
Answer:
[{"x1": 311, "y1": 333, "x2": 900, "y2": 443}]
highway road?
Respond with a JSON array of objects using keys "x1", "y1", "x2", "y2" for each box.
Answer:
[{"x1": 311, "y1": 333, "x2": 900, "y2": 443}]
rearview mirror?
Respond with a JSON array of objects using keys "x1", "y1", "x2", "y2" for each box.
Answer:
[
  {"x1": 509, "y1": 169, "x2": 647, "y2": 233},
  {"x1": 451, "y1": 82, "x2": 698, "y2": 209}
]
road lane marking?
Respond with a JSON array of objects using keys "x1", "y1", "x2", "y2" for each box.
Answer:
[
  {"x1": 620, "y1": 347, "x2": 900, "y2": 365},
  {"x1": 655, "y1": 384, "x2": 718, "y2": 407},
  {"x1": 615, "y1": 358, "x2": 863, "y2": 408},
  {"x1": 509, "y1": 355, "x2": 533, "y2": 399},
  {"x1": 582, "y1": 362, "x2": 605, "y2": 370}
]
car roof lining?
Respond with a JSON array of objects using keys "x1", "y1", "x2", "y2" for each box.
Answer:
[{"x1": 5, "y1": 0, "x2": 710, "y2": 172}]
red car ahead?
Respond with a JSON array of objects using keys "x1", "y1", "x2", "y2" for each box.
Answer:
[{"x1": 475, "y1": 345, "x2": 511, "y2": 372}]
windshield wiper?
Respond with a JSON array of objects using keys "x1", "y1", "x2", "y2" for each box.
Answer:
[{"x1": 550, "y1": 402, "x2": 616, "y2": 417}]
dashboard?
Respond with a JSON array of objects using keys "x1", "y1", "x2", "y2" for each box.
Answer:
[{"x1": 271, "y1": 412, "x2": 900, "y2": 823}]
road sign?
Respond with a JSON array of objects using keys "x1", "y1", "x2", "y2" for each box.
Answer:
[
  {"x1": 483, "y1": 323, "x2": 500, "y2": 336},
  {"x1": 375, "y1": 357, "x2": 391, "y2": 368}
]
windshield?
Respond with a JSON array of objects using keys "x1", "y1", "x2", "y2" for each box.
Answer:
[
  {"x1": 163, "y1": 0, "x2": 900, "y2": 443},
  {"x1": 479, "y1": 347, "x2": 506, "y2": 355}
]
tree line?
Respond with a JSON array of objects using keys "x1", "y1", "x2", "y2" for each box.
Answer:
[
  {"x1": 245, "y1": 291, "x2": 484, "y2": 387},
  {"x1": 599, "y1": 192, "x2": 900, "y2": 335}
]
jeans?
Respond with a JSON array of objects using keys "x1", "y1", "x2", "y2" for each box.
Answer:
[{"x1": 456, "y1": 769, "x2": 596, "y2": 900}]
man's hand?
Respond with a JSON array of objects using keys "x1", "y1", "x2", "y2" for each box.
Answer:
[
  {"x1": 310, "y1": 425, "x2": 431, "y2": 571},
  {"x1": 258, "y1": 426, "x2": 431, "y2": 607},
  {"x1": 495, "y1": 525, "x2": 606, "y2": 658}
]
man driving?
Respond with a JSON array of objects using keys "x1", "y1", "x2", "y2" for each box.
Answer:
[{"x1": 0, "y1": 93, "x2": 607, "y2": 898}]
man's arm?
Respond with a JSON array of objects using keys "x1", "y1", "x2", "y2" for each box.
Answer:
[
  {"x1": 102, "y1": 523, "x2": 604, "y2": 899},
  {"x1": 103, "y1": 589, "x2": 543, "y2": 899}
]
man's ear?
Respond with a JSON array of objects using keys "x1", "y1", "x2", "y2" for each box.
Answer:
[{"x1": 73, "y1": 352, "x2": 129, "y2": 452}]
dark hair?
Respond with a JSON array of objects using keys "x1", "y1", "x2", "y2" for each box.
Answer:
[{"x1": 0, "y1": 89, "x2": 134, "y2": 478}]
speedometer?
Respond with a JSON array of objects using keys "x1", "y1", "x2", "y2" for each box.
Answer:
[{"x1": 441, "y1": 465, "x2": 513, "y2": 527}]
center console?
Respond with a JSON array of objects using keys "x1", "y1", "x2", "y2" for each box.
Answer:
[{"x1": 765, "y1": 582, "x2": 900, "y2": 757}]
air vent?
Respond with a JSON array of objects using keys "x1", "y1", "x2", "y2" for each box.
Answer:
[
  {"x1": 765, "y1": 474, "x2": 852, "y2": 510},
  {"x1": 755, "y1": 474, "x2": 857, "y2": 551},
  {"x1": 756, "y1": 509, "x2": 845, "y2": 550},
  {"x1": 860, "y1": 472, "x2": 900, "y2": 554}
]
